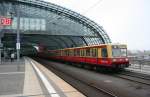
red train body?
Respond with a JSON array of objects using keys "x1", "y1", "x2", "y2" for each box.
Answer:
[{"x1": 38, "y1": 44, "x2": 130, "y2": 69}]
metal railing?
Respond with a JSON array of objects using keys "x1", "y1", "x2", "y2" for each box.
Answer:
[{"x1": 129, "y1": 59, "x2": 150, "y2": 71}]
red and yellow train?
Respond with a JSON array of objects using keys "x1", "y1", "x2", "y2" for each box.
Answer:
[{"x1": 38, "y1": 44, "x2": 130, "y2": 69}]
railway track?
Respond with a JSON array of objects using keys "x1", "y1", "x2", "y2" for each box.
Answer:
[
  {"x1": 34, "y1": 58, "x2": 150, "y2": 97},
  {"x1": 35, "y1": 58, "x2": 118, "y2": 97},
  {"x1": 121, "y1": 70, "x2": 150, "y2": 80},
  {"x1": 71, "y1": 63, "x2": 150, "y2": 86},
  {"x1": 89, "y1": 84, "x2": 117, "y2": 97},
  {"x1": 113, "y1": 70, "x2": 150, "y2": 86}
]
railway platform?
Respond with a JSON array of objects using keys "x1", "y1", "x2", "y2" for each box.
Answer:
[{"x1": 0, "y1": 57, "x2": 85, "y2": 97}]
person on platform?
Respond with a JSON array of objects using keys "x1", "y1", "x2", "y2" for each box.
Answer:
[{"x1": 11, "y1": 53, "x2": 15, "y2": 62}]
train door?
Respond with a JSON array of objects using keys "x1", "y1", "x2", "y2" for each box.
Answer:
[{"x1": 97, "y1": 46, "x2": 110, "y2": 66}]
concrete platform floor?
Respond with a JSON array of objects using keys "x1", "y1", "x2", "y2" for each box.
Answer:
[{"x1": 0, "y1": 57, "x2": 85, "y2": 97}]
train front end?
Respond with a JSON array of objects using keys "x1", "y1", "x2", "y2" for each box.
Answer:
[{"x1": 110, "y1": 44, "x2": 130, "y2": 68}]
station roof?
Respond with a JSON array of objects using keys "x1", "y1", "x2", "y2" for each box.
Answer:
[{"x1": 0, "y1": 0, "x2": 111, "y2": 51}]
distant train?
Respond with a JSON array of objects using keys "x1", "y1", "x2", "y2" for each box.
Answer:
[{"x1": 38, "y1": 44, "x2": 130, "y2": 69}]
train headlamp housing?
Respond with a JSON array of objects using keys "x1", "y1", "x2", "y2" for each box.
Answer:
[
  {"x1": 112, "y1": 59, "x2": 117, "y2": 62},
  {"x1": 125, "y1": 58, "x2": 128, "y2": 61}
]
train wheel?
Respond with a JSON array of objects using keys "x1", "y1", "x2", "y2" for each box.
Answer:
[
  {"x1": 95, "y1": 66, "x2": 102, "y2": 72},
  {"x1": 96, "y1": 66, "x2": 108, "y2": 73},
  {"x1": 83, "y1": 64, "x2": 92, "y2": 70},
  {"x1": 76, "y1": 63, "x2": 83, "y2": 68},
  {"x1": 71, "y1": 63, "x2": 77, "y2": 67},
  {"x1": 93, "y1": 66, "x2": 97, "y2": 71}
]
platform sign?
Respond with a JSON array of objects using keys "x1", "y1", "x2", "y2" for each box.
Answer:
[
  {"x1": 16, "y1": 43, "x2": 20, "y2": 50},
  {"x1": 0, "y1": 17, "x2": 12, "y2": 26}
]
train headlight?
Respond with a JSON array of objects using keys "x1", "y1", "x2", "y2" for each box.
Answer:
[
  {"x1": 119, "y1": 59, "x2": 122, "y2": 61},
  {"x1": 112, "y1": 59, "x2": 117, "y2": 62},
  {"x1": 125, "y1": 58, "x2": 128, "y2": 61}
]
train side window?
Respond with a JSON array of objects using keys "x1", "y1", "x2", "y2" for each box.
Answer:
[
  {"x1": 67, "y1": 51, "x2": 69, "y2": 56},
  {"x1": 81, "y1": 49, "x2": 84, "y2": 56},
  {"x1": 77, "y1": 50, "x2": 80, "y2": 56},
  {"x1": 83, "y1": 49, "x2": 85, "y2": 56},
  {"x1": 56, "y1": 51, "x2": 58, "y2": 56},
  {"x1": 101, "y1": 48, "x2": 108, "y2": 57},
  {"x1": 63, "y1": 50, "x2": 65, "y2": 56},
  {"x1": 86, "y1": 48, "x2": 90, "y2": 56},
  {"x1": 60, "y1": 51, "x2": 62, "y2": 56},
  {"x1": 64, "y1": 50, "x2": 66, "y2": 56},
  {"x1": 82, "y1": 50, "x2": 84, "y2": 56},
  {"x1": 72, "y1": 50, "x2": 74, "y2": 56},
  {"x1": 92, "y1": 48, "x2": 95, "y2": 57},
  {"x1": 69, "y1": 50, "x2": 70, "y2": 56},
  {"x1": 65, "y1": 50, "x2": 69, "y2": 56},
  {"x1": 92, "y1": 48, "x2": 98, "y2": 57},
  {"x1": 69, "y1": 50, "x2": 73, "y2": 56},
  {"x1": 80, "y1": 50, "x2": 82, "y2": 56},
  {"x1": 62, "y1": 51, "x2": 63, "y2": 56},
  {"x1": 58, "y1": 51, "x2": 60, "y2": 56},
  {"x1": 74, "y1": 50, "x2": 77, "y2": 56},
  {"x1": 64, "y1": 51, "x2": 66, "y2": 56},
  {"x1": 74, "y1": 50, "x2": 76, "y2": 56},
  {"x1": 65, "y1": 50, "x2": 67, "y2": 56}
]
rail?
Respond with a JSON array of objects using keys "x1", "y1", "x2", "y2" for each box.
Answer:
[{"x1": 114, "y1": 71, "x2": 150, "y2": 86}]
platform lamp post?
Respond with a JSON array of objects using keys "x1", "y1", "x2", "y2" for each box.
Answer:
[
  {"x1": 16, "y1": 4, "x2": 20, "y2": 62},
  {"x1": 0, "y1": 23, "x2": 3, "y2": 64},
  {"x1": 8, "y1": 4, "x2": 20, "y2": 71}
]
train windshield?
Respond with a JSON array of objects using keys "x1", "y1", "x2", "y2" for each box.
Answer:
[{"x1": 112, "y1": 48, "x2": 127, "y2": 57}]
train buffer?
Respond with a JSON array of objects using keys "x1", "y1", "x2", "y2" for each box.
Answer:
[{"x1": 0, "y1": 57, "x2": 86, "y2": 97}]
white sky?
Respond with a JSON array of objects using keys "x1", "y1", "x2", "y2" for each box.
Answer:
[{"x1": 43, "y1": 0, "x2": 150, "y2": 50}]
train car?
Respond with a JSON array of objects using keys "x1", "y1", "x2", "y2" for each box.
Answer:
[{"x1": 38, "y1": 44, "x2": 130, "y2": 69}]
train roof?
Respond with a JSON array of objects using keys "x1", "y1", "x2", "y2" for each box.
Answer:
[{"x1": 48, "y1": 44, "x2": 127, "y2": 51}]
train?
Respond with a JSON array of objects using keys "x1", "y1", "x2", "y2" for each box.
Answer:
[{"x1": 38, "y1": 44, "x2": 130, "y2": 70}]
